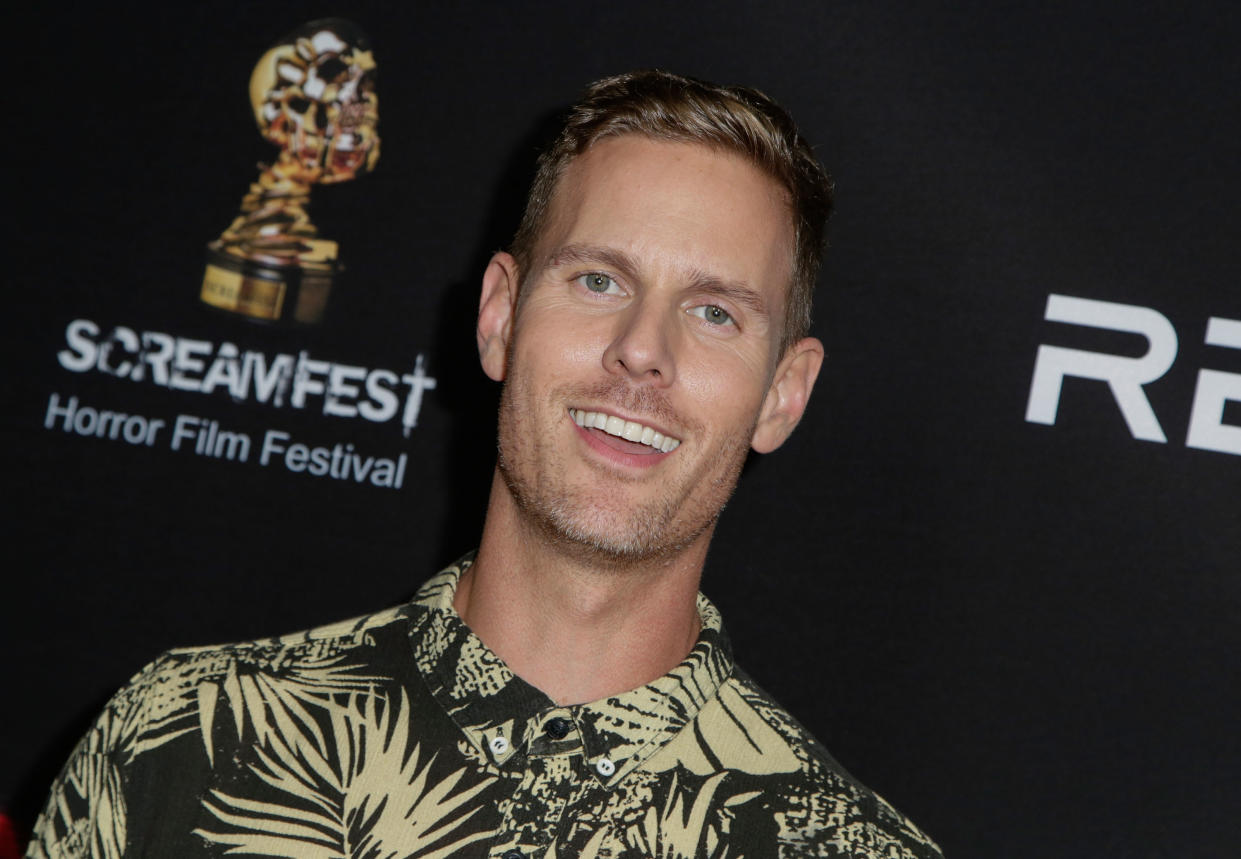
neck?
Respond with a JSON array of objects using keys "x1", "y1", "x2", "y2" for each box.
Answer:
[{"x1": 455, "y1": 468, "x2": 707, "y2": 705}]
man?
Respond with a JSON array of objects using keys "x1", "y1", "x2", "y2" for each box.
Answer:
[{"x1": 30, "y1": 71, "x2": 942, "y2": 858}]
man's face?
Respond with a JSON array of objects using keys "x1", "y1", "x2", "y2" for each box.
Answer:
[{"x1": 480, "y1": 135, "x2": 815, "y2": 563}]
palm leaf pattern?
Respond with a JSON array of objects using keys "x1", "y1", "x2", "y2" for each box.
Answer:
[
  {"x1": 202, "y1": 651, "x2": 380, "y2": 763},
  {"x1": 28, "y1": 664, "x2": 192, "y2": 859},
  {"x1": 29, "y1": 557, "x2": 943, "y2": 858},
  {"x1": 194, "y1": 687, "x2": 496, "y2": 858},
  {"x1": 625, "y1": 769, "x2": 739, "y2": 858},
  {"x1": 40, "y1": 742, "x2": 126, "y2": 859}
]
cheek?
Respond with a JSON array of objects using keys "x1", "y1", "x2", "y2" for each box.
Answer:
[
  {"x1": 681, "y1": 352, "x2": 771, "y2": 423},
  {"x1": 515, "y1": 312, "x2": 611, "y2": 372}
]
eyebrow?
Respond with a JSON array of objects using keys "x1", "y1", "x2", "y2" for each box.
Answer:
[
  {"x1": 684, "y1": 270, "x2": 769, "y2": 319},
  {"x1": 546, "y1": 243, "x2": 640, "y2": 277},
  {"x1": 545, "y1": 243, "x2": 770, "y2": 319}
]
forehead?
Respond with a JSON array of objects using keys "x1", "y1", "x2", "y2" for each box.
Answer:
[{"x1": 540, "y1": 136, "x2": 794, "y2": 300}]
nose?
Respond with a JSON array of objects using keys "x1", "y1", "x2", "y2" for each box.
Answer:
[{"x1": 602, "y1": 297, "x2": 677, "y2": 386}]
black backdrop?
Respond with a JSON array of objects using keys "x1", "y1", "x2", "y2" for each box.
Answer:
[{"x1": 4, "y1": 2, "x2": 1239, "y2": 856}]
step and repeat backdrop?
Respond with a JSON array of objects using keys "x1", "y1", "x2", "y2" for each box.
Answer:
[{"x1": 4, "y1": 2, "x2": 1238, "y2": 856}]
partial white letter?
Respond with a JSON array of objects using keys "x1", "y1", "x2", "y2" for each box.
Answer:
[
  {"x1": 1186, "y1": 317, "x2": 1241, "y2": 456},
  {"x1": 58, "y1": 320, "x2": 99, "y2": 372},
  {"x1": 1026, "y1": 294, "x2": 1177, "y2": 442}
]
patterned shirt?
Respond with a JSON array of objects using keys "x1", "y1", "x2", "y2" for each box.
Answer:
[{"x1": 29, "y1": 555, "x2": 942, "y2": 858}]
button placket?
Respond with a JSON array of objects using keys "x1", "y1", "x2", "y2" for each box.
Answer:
[{"x1": 495, "y1": 710, "x2": 590, "y2": 850}]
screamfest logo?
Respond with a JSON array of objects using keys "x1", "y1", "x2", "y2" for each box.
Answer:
[
  {"x1": 201, "y1": 19, "x2": 379, "y2": 325},
  {"x1": 38, "y1": 21, "x2": 427, "y2": 491},
  {"x1": 43, "y1": 318, "x2": 439, "y2": 490}
]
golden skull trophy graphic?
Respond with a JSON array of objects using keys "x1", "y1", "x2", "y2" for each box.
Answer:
[{"x1": 201, "y1": 19, "x2": 379, "y2": 324}]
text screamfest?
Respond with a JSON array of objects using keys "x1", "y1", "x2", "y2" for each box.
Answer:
[{"x1": 58, "y1": 319, "x2": 437, "y2": 436}]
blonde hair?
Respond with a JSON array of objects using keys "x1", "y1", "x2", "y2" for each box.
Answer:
[{"x1": 510, "y1": 70, "x2": 834, "y2": 350}]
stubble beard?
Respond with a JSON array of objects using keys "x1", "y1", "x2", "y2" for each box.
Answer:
[{"x1": 495, "y1": 374, "x2": 753, "y2": 567}]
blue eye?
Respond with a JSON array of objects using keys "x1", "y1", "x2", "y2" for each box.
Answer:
[
  {"x1": 580, "y1": 273, "x2": 620, "y2": 294},
  {"x1": 689, "y1": 304, "x2": 734, "y2": 326}
]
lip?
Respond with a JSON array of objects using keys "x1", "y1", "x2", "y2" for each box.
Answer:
[{"x1": 568, "y1": 408, "x2": 678, "y2": 468}]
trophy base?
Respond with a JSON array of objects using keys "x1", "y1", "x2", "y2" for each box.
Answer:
[{"x1": 200, "y1": 243, "x2": 336, "y2": 325}]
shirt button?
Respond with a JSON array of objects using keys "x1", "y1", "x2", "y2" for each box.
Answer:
[
  {"x1": 501, "y1": 851, "x2": 523, "y2": 859},
  {"x1": 489, "y1": 736, "x2": 509, "y2": 756},
  {"x1": 595, "y1": 757, "x2": 615, "y2": 777},
  {"x1": 545, "y1": 717, "x2": 572, "y2": 739}
]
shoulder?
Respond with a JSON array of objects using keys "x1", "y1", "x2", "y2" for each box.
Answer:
[
  {"x1": 668, "y1": 666, "x2": 944, "y2": 858},
  {"x1": 108, "y1": 603, "x2": 412, "y2": 719},
  {"x1": 27, "y1": 602, "x2": 417, "y2": 858},
  {"x1": 141, "y1": 601, "x2": 418, "y2": 735}
]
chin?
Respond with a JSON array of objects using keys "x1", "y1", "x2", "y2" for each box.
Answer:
[
  {"x1": 500, "y1": 463, "x2": 702, "y2": 563},
  {"x1": 545, "y1": 487, "x2": 725, "y2": 565}
]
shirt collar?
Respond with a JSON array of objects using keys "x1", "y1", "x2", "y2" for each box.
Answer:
[{"x1": 406, "y1": 553, "x2": 734, "y2": 786}]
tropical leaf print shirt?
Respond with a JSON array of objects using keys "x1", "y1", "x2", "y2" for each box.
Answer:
[{"x1": 29, "y1": 555, "x2": 943, "y2": 858}]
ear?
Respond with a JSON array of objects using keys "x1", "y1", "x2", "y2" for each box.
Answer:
[
  {"x1": 751, "y1": 336, "x2": 824, "y2": 454},
  {"x1": 477, "y1": 252, "x2": 520, "y2": 381}
]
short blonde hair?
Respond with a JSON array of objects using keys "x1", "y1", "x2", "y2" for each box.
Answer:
[{"x1": 510, "y1": 69, "x2": 834, "y2": 351}]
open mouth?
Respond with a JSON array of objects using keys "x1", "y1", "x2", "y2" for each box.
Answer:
[{"x1": 569, "y1": 408, "x2": 681, "y2": 453}]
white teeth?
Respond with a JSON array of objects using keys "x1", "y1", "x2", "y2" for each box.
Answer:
[{"x1": 569, "y1": 409, "x2": 681, "y2": 453}]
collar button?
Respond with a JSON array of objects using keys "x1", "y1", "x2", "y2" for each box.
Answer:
[{"x1": 545, "y1": 717, "x2": 572, "y2": 739}]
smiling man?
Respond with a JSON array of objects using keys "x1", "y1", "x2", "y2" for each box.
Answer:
[
  {"x1": 467, "y1": 129, "x2": 826, "y2": 709},
  {"x1": 31, "y1": 72, "x2": 942, "y2": 858}
]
